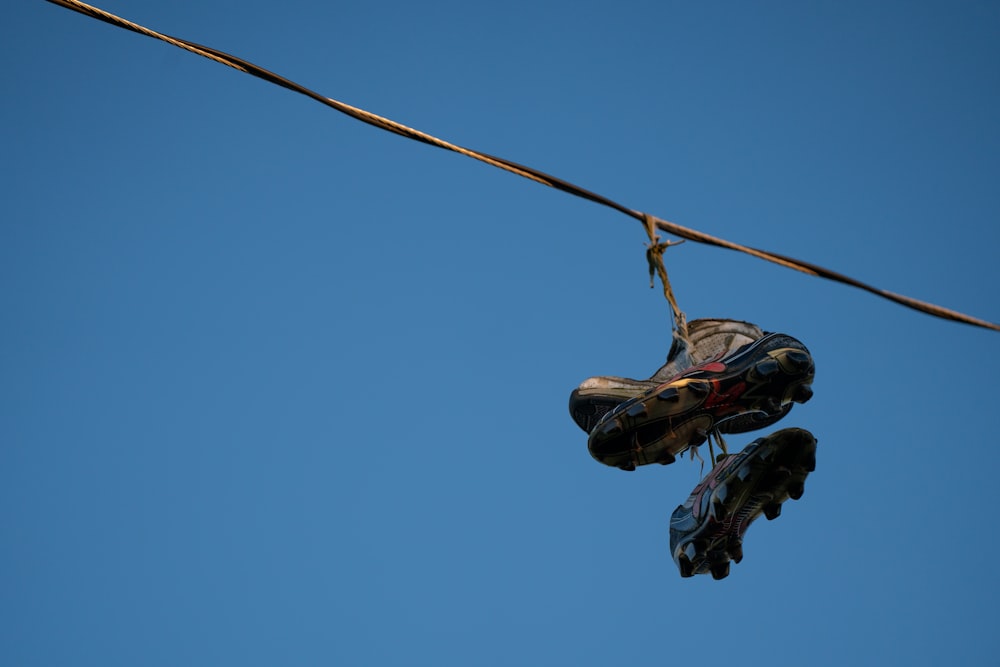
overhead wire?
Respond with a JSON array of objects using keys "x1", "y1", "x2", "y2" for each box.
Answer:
[{"x1": 42, "y1": 0, "x2": 1000, "y2": 333}]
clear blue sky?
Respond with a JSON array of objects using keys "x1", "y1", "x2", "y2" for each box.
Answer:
[{"x1": 5, "y1": 2, "x2": 1000, "y2": 665}]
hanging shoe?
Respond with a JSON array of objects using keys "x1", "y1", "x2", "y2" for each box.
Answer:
[
  {"x1": 570, "y1": 318, "x2": 783, "y2": 435},
  {"x1": 586, "y1": 331, "x2": 814, "y2": 470},
  {"x1": 669, "y1": 427, "x2": 817, "y2": 580}
]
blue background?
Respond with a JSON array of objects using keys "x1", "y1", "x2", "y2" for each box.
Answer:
[{"x1": 5, "y1": 1, "x2": 999, "y2": 665}]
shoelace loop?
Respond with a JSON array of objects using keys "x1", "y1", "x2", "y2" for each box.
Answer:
[{"x1": 643, "y1": 213, "x2": 689, "y2": 345}]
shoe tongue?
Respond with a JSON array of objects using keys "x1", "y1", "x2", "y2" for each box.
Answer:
[
  {"x1": 650, "y1": 328, "x2": 693, "y2": 382},
  {"x1": 672, "y1": 327, "x2": 694, "y2": 361}
]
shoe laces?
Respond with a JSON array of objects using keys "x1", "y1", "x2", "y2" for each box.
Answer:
[
  {"x1": 643, "y1": 213, "x2": 689, "y2": 348},
  {"x1": 690, "y1": 429, "x2": 730, "y2": 477}
]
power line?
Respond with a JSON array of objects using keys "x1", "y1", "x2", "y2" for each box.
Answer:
[{"x1": 43, "y1": 0, "x2": 1000, "y2": 333}]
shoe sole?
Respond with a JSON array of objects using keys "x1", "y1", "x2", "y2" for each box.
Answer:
[
  {"x1": 569, "y1": 319, "x2": 764, "y2": 435},
  {"x1": 570, "y1": 388, "x2": 794, "y2": 437},
  {"x1": 586, "y1": 333, "x2": 814, "y2": 471},
  {"x1": 671, "y1": 427, "x2": 817, "y2": 580},
  {"x1": 570, "y1": 386, "x2": 650, "y2": 435}
]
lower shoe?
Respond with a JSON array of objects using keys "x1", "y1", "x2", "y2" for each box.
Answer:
[
  {"x1": 586, "y1": 332, "x2": 814, "y2": 470},
  {"x1": 569, "y1": 319, "x2": 789, "y2": 435},
  {"x1": 669, "y1": 427, "x2": 817, "y2": 580}
]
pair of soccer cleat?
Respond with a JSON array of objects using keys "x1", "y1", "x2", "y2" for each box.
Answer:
[{"x1": 569, "y1": 319, "x2": 817, "y2": 580}]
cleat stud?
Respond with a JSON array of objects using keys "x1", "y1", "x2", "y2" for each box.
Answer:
[
  {"x1": 763, "y1": 502, "x2": 782, "y2": 520},
  {"x1": 677, "y1": 556, "x2": 695, "y2": 578},
  {"x1": 793, "y1": 384, "x2": 814, "y2": 403},
  {"x1": 710, "y1": 560, "x2": 730, "y2": 580},
  {"x1": 690, "y1": 429, "x2": 709, "y2": 447},
  {"x1": 803, "y1": 453, "x2": 817, "y2": 473},
  {"x1": 657, "y1": 387, "x2": 680, "y2": 402},
  {"x1": 712, "y1": 495, "x2": 729, "y2": 521},
  {"x1": 784, "y1": 350, "x2": 814, "y2": 373},
  {"x1": 683, "y1": 539, "x2": 708, "y2": 562},
  {"x1": 600, "y1": 421, "x2": 622, "y2": 436},
  {"x1": 764, "y1": 396, "x2": 783, "y2": 413},
  {"x1": 756, "y1": 358, "x2": 780, "y2": 377},
  {"x1": 626, "y1": 402, "x2": 648, "y2": 418},
  {"x1": 686, "y1": 381, "x2": 710, "y2": 397},
  {"x1": 729, "y1": 542, "x2": 744, "y2": 564},
  {"x1": 788, "y1": 481, "x2": 805, "y2": 500},
  {"x1": 609, "y1": 399, "x2": 637, "y2": 418},
  {"x1": 658, "y1": 451, "x2": 676, "y2": 466},
  {"x1": 617, "y1": 461, "x2": 636, "y2": 472},
  {"x1": 716, "y1": 482, "x2": 729, "y2": 503}
]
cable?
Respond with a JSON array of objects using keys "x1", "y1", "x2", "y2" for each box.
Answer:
[{"x1": 42, "y1": 0, "x2": 1000, "y2": 333}]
